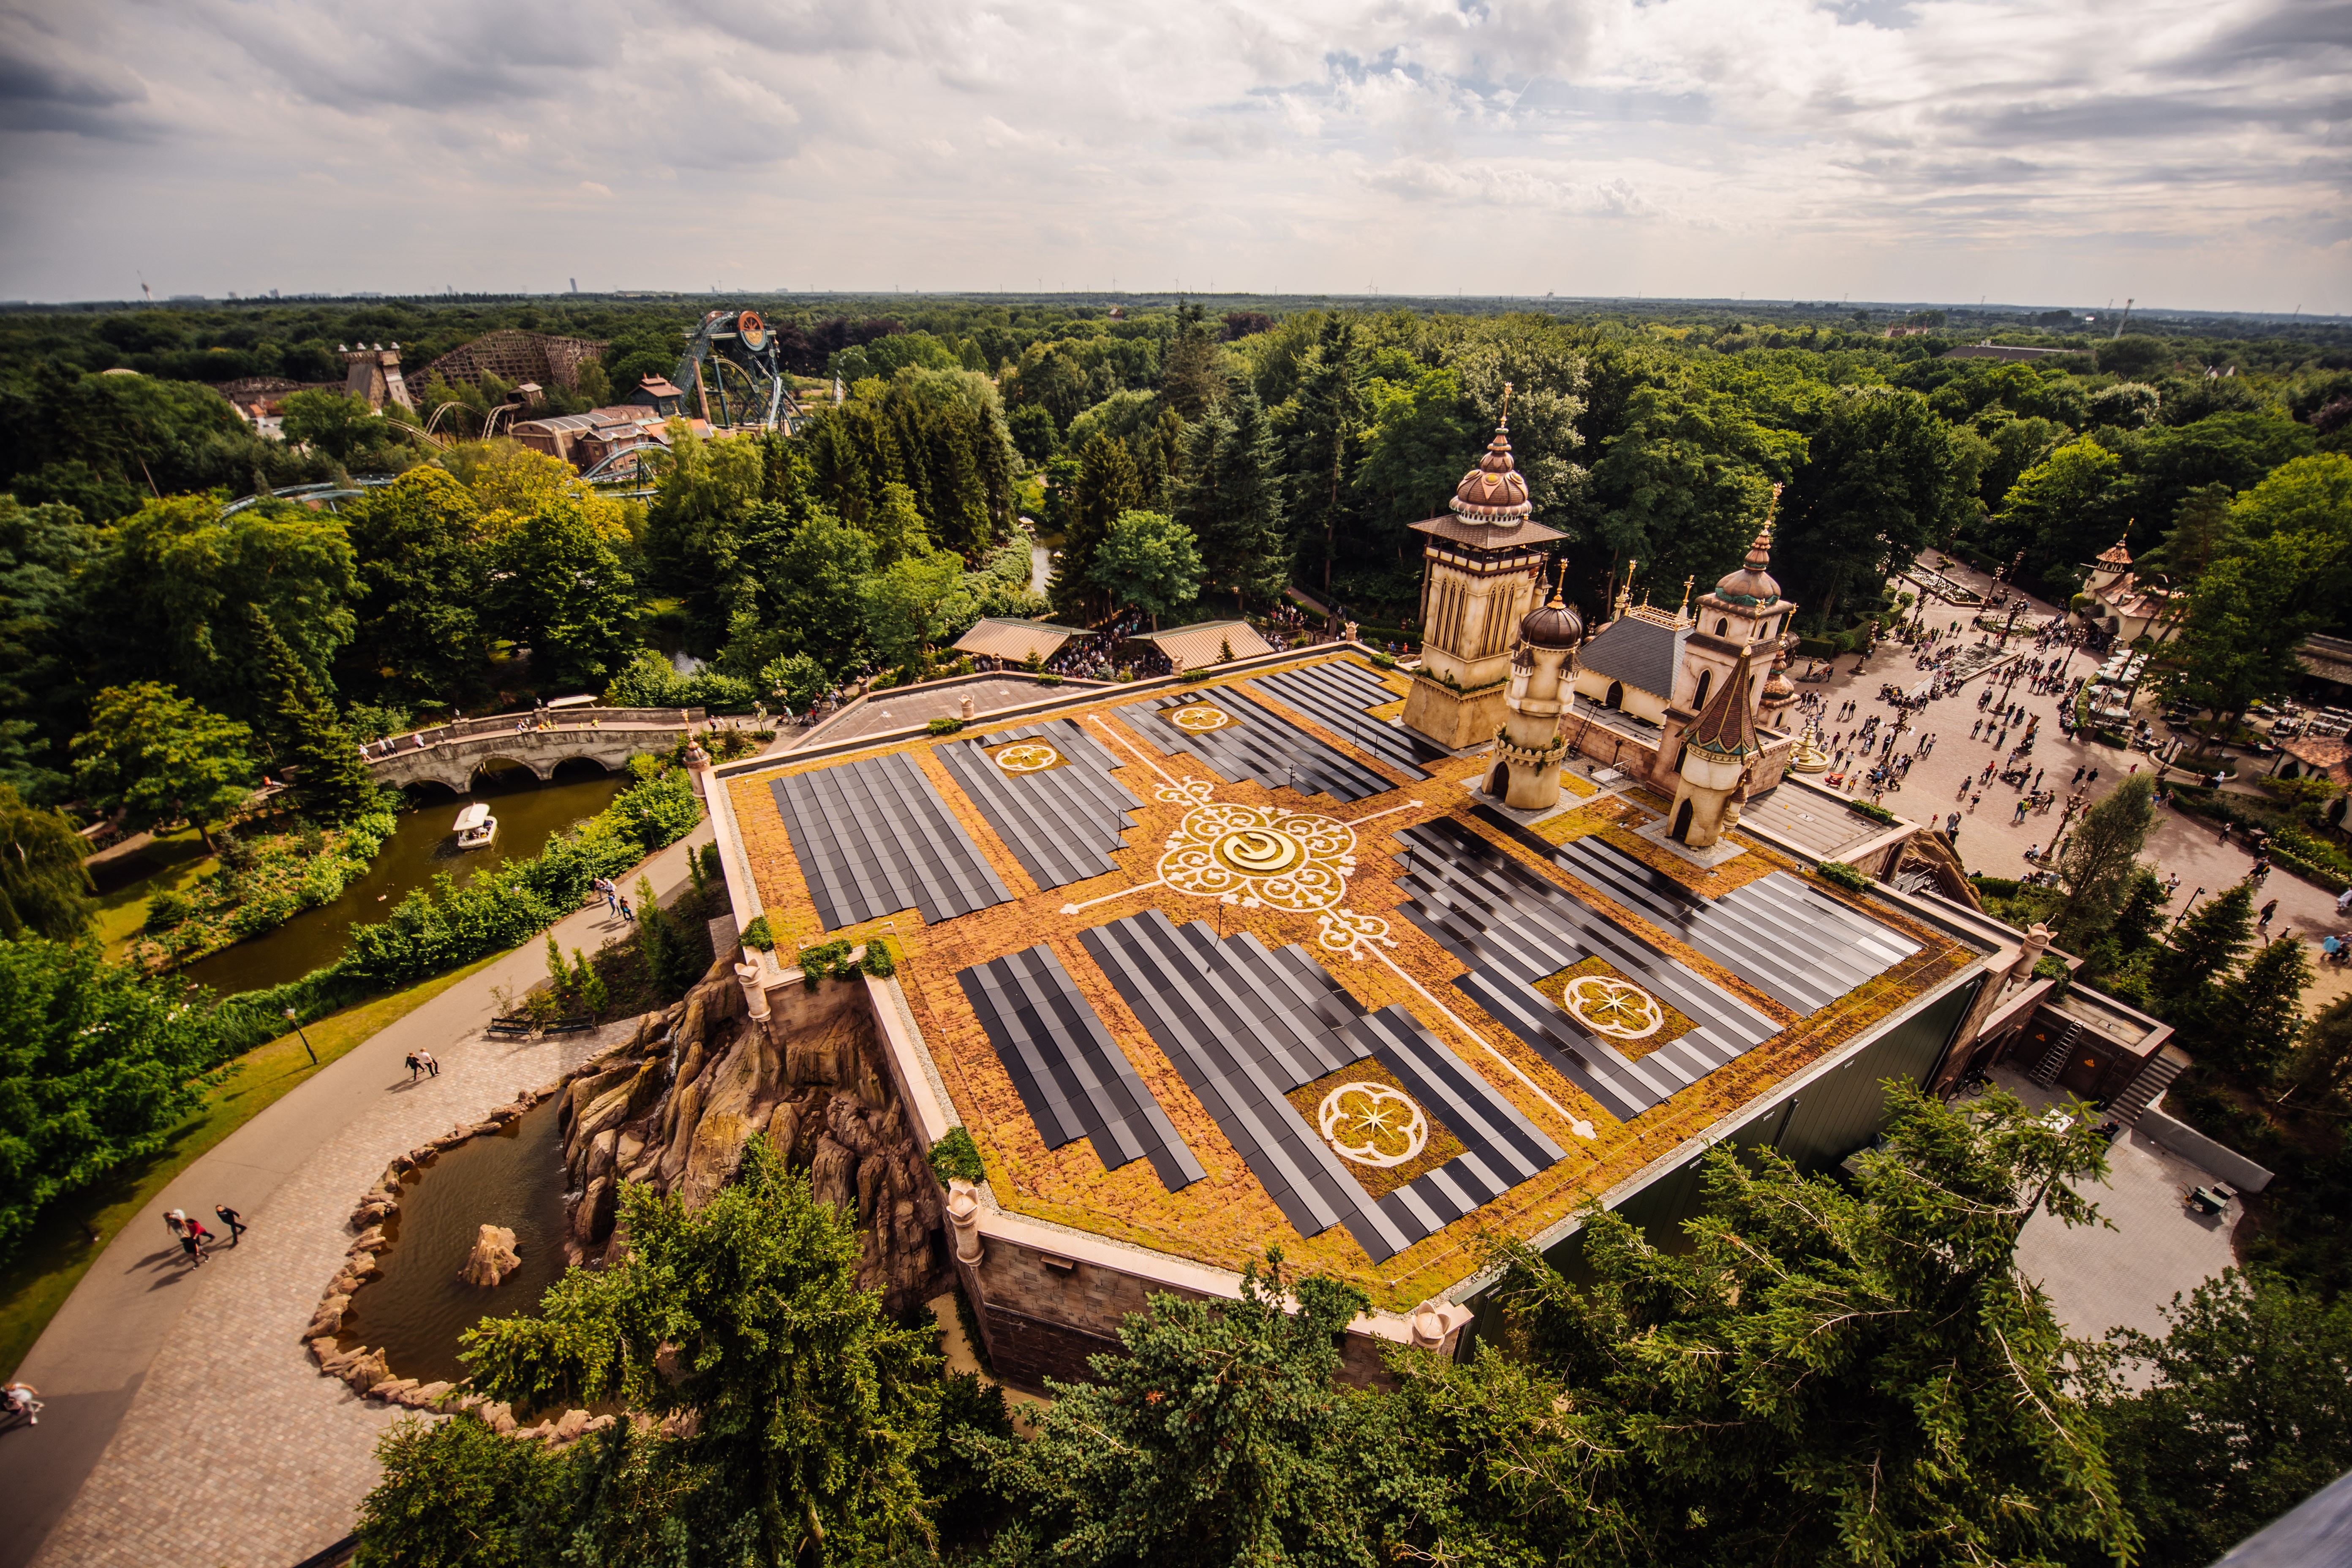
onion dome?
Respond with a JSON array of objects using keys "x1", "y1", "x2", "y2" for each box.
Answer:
[
  {"x1": 1713, "y1": 526, "x2": 1780, "y2": 607},
  {"x1": 2096, "y1": 537, "x2": 2133, "y2": 566},
  {"x1": 1760, "y1": 650, "x2": 1796, "y2": 708},
  {"x1": 1451, "y1": 415, "x2": 1532, "y2": 521},
  {"x1": 1519, "y1": 582, "x2": 1583, "y2": 650}
]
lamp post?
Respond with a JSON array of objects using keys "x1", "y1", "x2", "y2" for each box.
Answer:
[
  {"x1": 284, "y1": 1007, "x2": 317, "y2": 1066},
  {"x1": 2166, "y1": 887, "x2": 2205, "y2": 938}
]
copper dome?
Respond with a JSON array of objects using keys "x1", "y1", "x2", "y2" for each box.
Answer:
[
  {"x1": 1451, "y1": 420, "x2": 1532, "y2": 520},
  {"x1": 1713, "y1": 526, "x2": 1780, "y2": 606},
  {"x1": 1519, "y1": 585, "x2": 1583, "y2": 650}
]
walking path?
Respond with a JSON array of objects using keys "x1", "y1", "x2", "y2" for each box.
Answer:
[
  {"x1": 1804, "y1": 555, "x2": 2342, "y2": 958},
  {"x1": 0, "y1": 825, "x2": 715, "y2": 1568}
]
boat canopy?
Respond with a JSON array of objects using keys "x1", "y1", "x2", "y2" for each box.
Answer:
[
  {"x1": 545, "y1": 694, "x2": 596, "y2": 709},
  {"x1": 453, "y1": 802, "x2": 492, "y2": 832}
]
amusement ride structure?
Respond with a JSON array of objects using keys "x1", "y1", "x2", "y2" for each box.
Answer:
[{"x1": 673, "y1": 308, "x2": 803, "y2": 432}]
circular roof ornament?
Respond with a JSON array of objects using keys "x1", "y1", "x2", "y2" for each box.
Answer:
[
  {"x1": 737, "y1": 310, "x2": 768, "y2": 351},
  {"x1": 1318, "y1": 1082, "x2": 1428, "y2": 1168},
  {"x1": 1562, "y1": 975, "x2": 1666, "y2": 1040}
]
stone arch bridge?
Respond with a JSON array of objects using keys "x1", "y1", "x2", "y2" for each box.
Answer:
[{"x1": 366, "y1": 706, "x2": 706, "y2": 794}]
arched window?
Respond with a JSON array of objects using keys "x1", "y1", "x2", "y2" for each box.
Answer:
[
  {"x1": 1715, "y1": 618, "x2": 1729, "y2": 637},
  {"x1": 1487, "y1": 760, "x2": 1509, "y2": 796},
  {"x1": 1693, "y1": 670, "x2": 1713, "y2": 710},
  {"x1": 1604, "y1": 681, "x2": 1624, "y2": 710},
  {"x1": 1672, "y1": 797, "x2": 1695, "y2": 842}
]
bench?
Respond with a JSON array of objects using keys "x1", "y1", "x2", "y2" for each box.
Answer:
[
  {"x1": 544, "y1": 1016, "x2": 596, "y2": 1035},
  {"x1": 487, "y1": 1014, "x2": 535, "y2": 1038}
]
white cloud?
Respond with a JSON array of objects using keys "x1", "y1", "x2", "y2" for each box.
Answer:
[{"x1": 0, "y1": 0, "x2": 2343, "y2": 309}]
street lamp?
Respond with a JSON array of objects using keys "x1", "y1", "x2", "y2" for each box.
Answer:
[
  {"x1": 284, "y1": 1007, "x2": 317, "y2": 1066},
  {"x1": 2044, "y1": 790, "x2": 2087, "y2": 861}
]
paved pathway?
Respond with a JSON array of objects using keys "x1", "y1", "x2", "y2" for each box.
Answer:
[
  {"x1": 0, "y1": 825, "x2": 715, "y2": 1568},
  {"x1": 1807, "y1": 555, "x2": 2341, "y2": 958}
]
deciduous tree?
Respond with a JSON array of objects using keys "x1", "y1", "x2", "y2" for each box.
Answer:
[
  {"x1": 487, "y1": 501, "x2": 638, "y2": 692},
  {"x1": 0, "y1": 785, "x2": 92, "y2": 940},
  {"x1": 1089, "y1": 510, "x2": 1200, "y2": 629},
  {"x1": 71, "y1": 682, "x2": 254, "y2": 849}
]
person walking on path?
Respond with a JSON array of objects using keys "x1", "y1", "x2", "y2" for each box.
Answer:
[
  {"x1": 176, "y1": 1228, "x2": 204, "y2": 1267},
  {"x1": 416, "y1": 1050, "x2": 439, "y2": 1078},
  {"x1": 3, "y1": 1379, "x2": 39, "y2": 1427},
  {"x1": 2336, "y1": 885, "x2": 2352, "y2": 917},
  {"x1": 2259, "y1": 898, "x2": 2279, "y2": 935},
  {"x1": 404, "y1": 1052, "x2": 422, "y2": 1082},
  {"x1": 213, "y1": 1203, "x2": 245, "y2": 1245},
  {"x1": 617, "y1": 896, "x2": 635, "y2": 922},
  {"x1": 163, "y1": 1209, "x2": 187, "y2": 1241}
]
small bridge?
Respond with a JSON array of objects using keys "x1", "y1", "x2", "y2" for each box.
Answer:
[{"x1": 366, "y1": 706, "x2": 705, "y2": 794}]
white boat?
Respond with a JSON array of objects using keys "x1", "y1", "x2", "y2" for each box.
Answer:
[{"x1": 453, "y1": 801, "x2": 498, "y2": 849}]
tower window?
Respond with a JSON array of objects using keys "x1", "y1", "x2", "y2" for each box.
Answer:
[
  {"x1": 1715, "y1": 618, "x2": 1729, "y2": 637},
  {"x1": 1693, "y1": 670, "x2": 1713, "y2": 709}
]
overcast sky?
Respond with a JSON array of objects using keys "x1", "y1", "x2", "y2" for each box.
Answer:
[{"x1": 1, "y1": 0, "x2": 2344, "y2": 312}]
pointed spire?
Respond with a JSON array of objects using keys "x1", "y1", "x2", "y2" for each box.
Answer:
[
  {"x1": 1677, "y1": 575, "x2": 1694, "y2": 619},
  {"x1": 1688, "y1": 642, "x2": 1761, "y2": 760}
]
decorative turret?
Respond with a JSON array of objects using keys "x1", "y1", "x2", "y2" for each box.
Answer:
[
  {"x1": 1487, "y1": 566, "x2": 1583, "y2": 809},
  {"x1": 1402, "y1": 384, "x2": 1567, "y2": 749},
  {"x1": 1666, "y1": 642, "x2": 1761, "y2": 849}
]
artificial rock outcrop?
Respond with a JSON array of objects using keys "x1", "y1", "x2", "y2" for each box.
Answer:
[
  {"x1": 555, "y1": 954, "x2": 950, "y2": 1315},
  {"x1": 460, "y1": 1224, "x2": 522, "y2": 1288}
]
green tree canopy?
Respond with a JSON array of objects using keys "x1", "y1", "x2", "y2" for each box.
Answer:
[
  {"x1": 0, "y1": 939, "x2": 224, "y2": 1260},
  {"x1": 1991, "y1": 436, "x2": 2126, "y2": 574},
  {"x1": 2152, "y1": 878, "x2": 2256, "y2": 1005},
  {"x1": 340, "y1": 468, "x2": 488, "y2": 705},
  {"x1": 2094, "y1": 1270, "x2": 2352, "y2": 1567},
  {"x1": 1053, "y1": 433, "x2": 1143, "y2": 623},
  {"x1": 249, "y1": 607, "x2": 376, "y2": 824},
  {"x1": 2055, "y1": 773, "x2": 2157, "y2": 947},
  {"x1": 487, "y1": 499, "x2": 638, "y2": 692},
  {"x1": 280, "y1": 389, "x2": 389, "y2": 463},
  {"x1": 0, "y1": 784, "x2": 92, "y2": 940},
  {"x1": 1393, "y1": 1083, "x2": 2132, "y2": 1566},
  {"x1": 71, "y1": 682, "x2": 254, "y2": 849},
  {"x1": 0, "y1": 495, "x2": 98, "y2": 797},
  {"x1": 977, "y1": 1252, "x2": 1427, "y2": 1566},
  {"x1": 1089, "y1": 510, "x2": 1201, "y2": 629},
  {"x1": 1174, "y1": 388, "x2": 1289, "y2": 612},
  {"x1": 1778, "y1": 387, "x2": 1971, "y2": 626},
  {"x1": 754, "y1": 506, "x2": 875, "y2": 674},
  {"x1": 451, "y1": 1137, "x2": 941, "y2": 1563},
  {"x1": 74, "y1": 493, "x2": 359, "y2": 728}
]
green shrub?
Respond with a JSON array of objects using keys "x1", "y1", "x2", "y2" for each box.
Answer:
[
  {"x1": 927, "y1": 716, "x2": 964, "y2": 735},
  {"x1": 862, "y1": 938, "x2": 896, "y2": 978},
  {"x1": 1969, "y1": 875, "x2": 2023, "y2": 898},
  {"x1": 928, "y1": 1126, "x2": 985, "y2": 1185},
  {"x1": 1036, "y1": 673, "x2": 1064, "y2": 686},
  {"x1": 795, "y1": 939, "x2": 854, "y2": 988},
  {"x1": 1367, "y1": 651, "x2": 1397, "y2": 670},
  {"x1": 1793, "y1": 636, "x2": 1837, "y2": 658},
  {"x1": 143, "y1": 889, "x2": 191, "y2": 931},
  {"x1": 739, "y1": 914, "x2": 776, "y2": 952},
  {"x1": 606, "y1": 768, "x2": 702, "y2": 852},
  {"x1": 1816, "y1": 860, "x2": 1871, "y2": 891},
  {"x1": 1846, "y1": 798, "x2": 1898, "y2": 825}
]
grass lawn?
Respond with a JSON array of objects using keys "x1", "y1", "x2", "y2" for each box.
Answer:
[
  {"x1": 90, "y1": 828, "x2": 217, "y2": 961},
  {"x1": 0, "y1": 951, "x2": 501, "y2": 1379}
]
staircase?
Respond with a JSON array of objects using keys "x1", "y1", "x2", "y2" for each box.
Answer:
[
  {"x1": 2107, "y1": 1046, "x2": 2189, "y2": 1124},
  {"x1": 2028, "y1": 1021, "x2": 2081, "y2": 1087}
]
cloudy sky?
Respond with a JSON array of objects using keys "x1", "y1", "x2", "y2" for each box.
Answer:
[{"x1": 1, "y1": 0, "x2": 2344, "y2": 311}]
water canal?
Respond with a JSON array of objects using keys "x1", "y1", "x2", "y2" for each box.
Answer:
[{"x1": 180, "y1": 762, "x2": 628, "y2": 996}]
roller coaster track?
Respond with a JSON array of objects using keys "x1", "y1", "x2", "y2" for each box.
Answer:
[{"x1": 673, "y1": 308, "x2": 804, "y2": 433}]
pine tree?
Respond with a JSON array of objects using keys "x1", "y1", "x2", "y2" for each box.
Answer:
[
  {"x1": 2054, "y1": 775, "x2": 2156, "y2": 948},
  {"x1": 2111, "y1": 866, "x2": 2167, "y2": 951},
  {"x1": 1160, "y1": 301, "x2": 1219, "y2": 421},
  {"x1": 247, "y1": 608, "x2": 374, "y2": 824},
  {"x1": 2206, "y1": 936, "x2": 2313, "y2": 1078},
  {"x1": 2152, "y1": 879, "x2": 2255, "y2": 1007},
  {"x1": 1052, "y1": 433, "x2": 1142, "y2": 624},
  {"x1": 1178, "y1": 389, "x2": 1290, "y2": 613},
  {"x1": 1282, "y1": 314, "x2": 1364, "y2": 593}
]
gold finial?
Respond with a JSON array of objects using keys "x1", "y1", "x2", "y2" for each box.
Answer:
[
  {"x1": 1500, "y1": 381, "x2": 1514, "y2": 428},
  {"x1": 1678, "y1": 575, "x2": 1694, "y2": 618}
]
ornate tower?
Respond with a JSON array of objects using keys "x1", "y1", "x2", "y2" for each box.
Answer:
[
  {"x1": 1486, "y1": 572, "x2": 1584, "y2": 810},
  {"x1": 1667, "y1": 642, "x2": 1761, "y2": 849},
  {"x1": 1402, "y1": 392, "x2": 1564, "y2": 750},
  {"x1": 1647, "y1": 512, "x2": 1798, "y2": 794}
]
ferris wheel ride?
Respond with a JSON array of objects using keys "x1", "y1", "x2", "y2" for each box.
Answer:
[{"x1": 672, "y1": 308, "x2": 804, "y2": 433}]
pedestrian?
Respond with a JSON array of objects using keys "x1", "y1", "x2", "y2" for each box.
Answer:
[
  {"x1": 2336, "y1": 885, "x2": 2352, "y2": 917},
  {"x1": 2086, "y1": 768, "x2": 2100, "y2": 786},
  {"x1": 405, "y1": 1052, "x2": 421, "y2": 1082},
  {"x1": 2259, "y1": 898, "x2": 2278, "y2": 934},
  {"x1": 1945, "y1": 811, "x2": 1961, "y2": 838},
  {"x1": 1969, "y1": 792, "x2": 1982, "y2": 814},
  {"x1": 3, "y1": 1379, "x2": 38, "y2": 1426},
  {"x1": 618, "y1": 897, "x2": 635, "y2": 922},
  {"x1": 417, "y1": 1050, "x2": 439, "y2": 1078},
  {"x1": 164, "y1": 1207, "x2": 187, "y2": 1239},
  {"x1": 215, "y1": 1203, "x2": 246, "y2": 1244},
  {"x1": 2072, "y1": 766, "x2": 2086, "y2": 785},
  {"x1": 183, "y1": 1215, "x2": 213, "y2": 1251},
  {"x1": 177, "y1": 1228, "x2": 204, "y2": 1267}
]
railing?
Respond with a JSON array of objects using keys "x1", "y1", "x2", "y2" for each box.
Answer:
[{"x1": 366, "y1": 706, "x2": 707, "y2": 757}]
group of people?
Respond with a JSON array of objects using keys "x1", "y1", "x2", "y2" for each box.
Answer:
[
  {"x1": 592, "y1": 876, "x2": 636, "y2": 921},
  {"x1": 163, "y1": 1204, "x2": 246, "y2": 1268},
  {"x1": 403, "y1": 1050, "x2": 440, "y2": 1081}
]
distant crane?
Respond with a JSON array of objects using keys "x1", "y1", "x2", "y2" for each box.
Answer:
[{"x1": 2112, "y1": 298, "x2": 2134, "y2": 339}]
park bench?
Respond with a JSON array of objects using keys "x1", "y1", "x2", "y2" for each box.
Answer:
[
  {"x1": 487, "y1": 1014, "x2": 535, "y2": 1038},
  {"x1": 544, "y1": 1016, "x2": 596, "y2": 1035}
]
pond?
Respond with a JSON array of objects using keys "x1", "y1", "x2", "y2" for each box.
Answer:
[
  {"x1": 179, "y1": 762, "x2": 628, "y2": 996},
  {"x1": 339, "y1": 1098, "x2": 577, "y2": 1387}
]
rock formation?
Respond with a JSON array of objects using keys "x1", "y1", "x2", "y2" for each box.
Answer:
[
  {"x1": 460, "y1": 1224, "x2": 522, "y2": 1288},
  {"x1": 555, "y1": 951, "x2": 950, "y2": 1315}
]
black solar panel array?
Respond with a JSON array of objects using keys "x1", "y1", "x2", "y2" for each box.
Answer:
[
  {"x1": 1245, "y1": 662, "x2": 1448, "y2": 776},
  {"x1": 1395, "y1": 819, "x2": 1777, "y2": 1123},
  {"x1": 1551, "y1": 837, "x2": 1921, "y2": 1013},
  {"x1": 1354, "y1": 1007, "x2": 1565, "y2": 1246},
  {"x1": 936, "y1": 720, "x2": 1143, "y2": 891},
  {"x1": 770, "y1": 751, "x2": 1012, "y2": 930},
  {"x1": 958, "y1": 943, "x2": 1206, "y2": 1191},
  {"x1": 1081, "y1": 908, "x2": 1563, "y2": 1261},
  {"x1": 1115, "y1": 690, "x2": 1396, "y2": 802}
]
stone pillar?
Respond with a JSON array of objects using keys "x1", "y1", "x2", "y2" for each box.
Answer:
[
  {"x1": 958, "y1": 693, "x2": 976, "y2": 721},
  {"x1": 2008, "y1": 922, "x2": 2052, "y2": 990},
  {"x1": 733, "y1": 961, "x2": 771, "y2": 1022},
  {"x1": 684, "y1": 740, "x2": 712, "y2": 801},
  {"x1": 945, "y1": 1178, "x2": 985, "y2": 1265}
]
